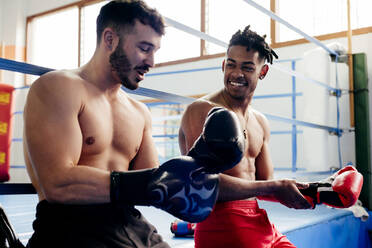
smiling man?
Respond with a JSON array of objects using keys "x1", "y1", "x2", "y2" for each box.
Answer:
[{"x1": 179, "y1": 26, "x2": 311, "y2": 248}]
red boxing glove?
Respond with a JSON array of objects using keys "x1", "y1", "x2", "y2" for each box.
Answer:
[{"x1": 300, "y1": 166, "x2": 363, "y2": 208}]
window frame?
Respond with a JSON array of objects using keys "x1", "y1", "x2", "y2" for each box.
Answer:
[{"x1": 25, "y1": 0, "x2": 372, "y2": 68}]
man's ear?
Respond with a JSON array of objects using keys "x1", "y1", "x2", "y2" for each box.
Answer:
[
  {"x1": 102, "y1": 28, "x2": 118, "y2": 52},
  {"x1": 259, "y1": 64, "x2": 269, "y2": 80},
  {"x1": 222, "y1": 59, "x2": 225, "y2": 72}
]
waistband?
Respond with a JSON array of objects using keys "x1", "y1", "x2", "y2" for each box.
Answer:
[
  {"x1": 35, "y1": 200, "x2": 140, "y2": 222},
  {"x1": 213, "y1": 199, "x2": 259, "y2": 211}
]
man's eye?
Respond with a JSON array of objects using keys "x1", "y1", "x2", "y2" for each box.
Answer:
[
  {"x1": 139, "y1": 46, "x2": 150, "y2": 53},
  {"x1": 243, "y1": 67, "x2": 254, "y2": 71},
  {"x1": 226, "y1": 63, "x2": 234, "y2": 67}
]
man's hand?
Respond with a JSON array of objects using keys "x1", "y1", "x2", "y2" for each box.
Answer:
[{"x1": 258, "y1": 179, "x2": 312, "y2": 209}]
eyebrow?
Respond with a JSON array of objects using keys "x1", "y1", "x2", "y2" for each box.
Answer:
[
  {"x1": 226, "y1": 58, "x2": 255, "y2": 66},
  {"x1": 139, "y1": 41, "x2": 155, "y2": 48}
]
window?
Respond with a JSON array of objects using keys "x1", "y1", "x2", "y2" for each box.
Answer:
[
  {"x1": 26, "y1": 0, "x2": 372, "y2": 68},
  {"x1": 27, "y1": 7, "x2": 78, "y2": 70},
  {"x1": 80, "y1": 1, "x2": 109, "y2": 65},
  {"x1": 149, "y1": 103, "x2": 184, "y2": 163},
  {"x1": 145, "y1": 0, "x2": 201, "y2": 63},
  {"x1": 276, "y1": 0, "x2": 372, "y2": 43},
  {"x1": 207, "y1": 0, "x2": 271, "y2": 54},
  {"x1": 351, "y1": 0, "x2": 372, "y2": 29},
  {"x1": 277, "y1": 0, "x2": 347, "y2": 42}
]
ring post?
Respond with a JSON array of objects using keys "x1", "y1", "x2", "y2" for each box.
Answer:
[{"x1": 353, "y1": 53, "x2": 371, "y2": 210}]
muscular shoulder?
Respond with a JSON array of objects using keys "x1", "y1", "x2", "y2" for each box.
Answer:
[
  {"x1": 30, "y1": 70, "x2": 84, "y2": 99},
  {"x1": 183, "y1": 99, "x2": 217, "y2": 121},
  {"x1": 180, "y1": 99, "x2": 220, "y2": 140},
  {"x1": 27, "y1": 70, "x2": 84, "y2": 112}
]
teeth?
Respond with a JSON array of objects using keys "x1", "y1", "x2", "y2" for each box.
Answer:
[{"x1": 230, "y1": 81, "x2": 245, "y2": 86}]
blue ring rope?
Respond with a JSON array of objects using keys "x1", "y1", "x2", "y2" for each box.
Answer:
[
  {"x1": 0, "y1": 57, "x2": 342, "y2": 133},
  {"x1": 335, "y1": 55, "x2": 343, "y2": 168},
  {"x1": 1, "y1": 57, "x2": 337, "y2": 92},
  {"x1": 292, "y1": 61, "x2": 297, "y2": 172},
  {"x1": 0, "y1": 57, "x2": 53, "y2": 75},
  {"x1": 146, "y1": 58, "x2": 303, "y2": 77},
  {"x1": 264, "y1": 113, "x2": 340, "y2": 134}
]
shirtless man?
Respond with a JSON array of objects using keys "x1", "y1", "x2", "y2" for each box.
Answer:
[
  {"x1": 14, "y1": 1, "x2": 243, "y2": 247},
  {"x1": 179, "y1": 26, "x2": 312, "y2": 247}
]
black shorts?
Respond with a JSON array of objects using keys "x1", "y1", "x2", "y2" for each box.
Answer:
[{"x1": 27, "y1": 200, "x2": 170, "y2": 248}]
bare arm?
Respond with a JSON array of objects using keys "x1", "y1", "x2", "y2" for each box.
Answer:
[
  {"x1": 179, "y1": 101, "x2": 213, "y2": 154},
  {"x1": 24, "y1": 73, "x2": 110, "y2": 204},
  {"x1": 218, "y1": 174, "x2": 310, "y2": 208},
  {"x1": 255, "y1": 112, "x2": 274, "y2": 180},
  {"x1": 179, "y1": 102, "x2": 310, "y2": 209},
  {"x1": 130, "y1": 103, "x2": 159, "y2": 170}
]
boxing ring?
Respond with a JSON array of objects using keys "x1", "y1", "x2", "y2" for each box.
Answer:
[
  {"x1": 0, "y1": 194, "x2": 371, "y2": 247},
  {"x1": 0, "y1": 0, "x2": 372, "y2": 247}
]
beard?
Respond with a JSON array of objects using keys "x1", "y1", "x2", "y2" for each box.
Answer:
[{"x1": 109, "y1": 40, "x2": 136, "y2": 90}]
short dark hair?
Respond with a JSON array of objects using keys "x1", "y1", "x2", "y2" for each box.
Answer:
[
  {"x1": 96, "y1": 0, "x2": 165, "y2": 43},
  {"x1": 228, "y1": 25, "x2": 278, "y2": 64}
]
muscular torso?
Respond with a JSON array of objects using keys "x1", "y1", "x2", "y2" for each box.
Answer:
[
  {"x1": 179, "y1": 91, "x2": 271, "y2": 185},
  {"x1": 24, "y1": 70, "x2": 148, "y2": 201},
  {"x1": 77, "y1": 88, "x2": 144, "y2": 171},
  {"x1": 206, "y1": 93, "x2": 264, "y2": 181}
]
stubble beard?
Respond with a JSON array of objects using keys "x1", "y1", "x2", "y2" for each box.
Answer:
[{"x1": 109, "y1": 41, "x2": 137, "y2": 90}]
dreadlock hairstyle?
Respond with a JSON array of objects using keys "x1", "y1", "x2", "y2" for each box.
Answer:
[
  {"x1": 96, "y1": 0, "x2": 165, "y2": 44},
  {"x1": 228, "y1": 25, "x2": 278, "y2": 64}
]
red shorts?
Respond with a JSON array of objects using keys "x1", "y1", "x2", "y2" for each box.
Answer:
[{"x1": 194, "y1": 200, "x2": 295, "y2": 248}]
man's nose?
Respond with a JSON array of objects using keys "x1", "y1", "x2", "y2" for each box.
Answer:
[
  {"x1": 231, "y1": 69, "x2": 244, "y2": 80},
  {"x1": 145, "y1": 53, "x2": 155, "y2": 68}
]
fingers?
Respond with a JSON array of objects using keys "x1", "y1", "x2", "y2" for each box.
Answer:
[
  {"x1": 284, "y1": 180, "x2": 312, "y2": 209},
  {"x1": 296, "y1": 195, "x2": 312, "y2": 209},
  {"x1": 294, "y1": 182, "x2": 312, "y2": 209},
  {"x1": 295, "y1": 182, "x2": 309, "y2": 189}
]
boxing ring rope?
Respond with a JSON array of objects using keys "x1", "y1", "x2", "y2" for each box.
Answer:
[
  {"x1": 0, "y1": 56, "x2": 346, "y2": 172},
  {"x1": 164, "y1": 17, "x2": 340, "y2": 93}
]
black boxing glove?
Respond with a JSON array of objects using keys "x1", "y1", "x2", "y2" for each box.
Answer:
[
  {"x1": 187, "y1": 107, "x2": 245, "y2": 173},
  {"x1": 110, "y1": 156, "x2": 219, "y2": 223}
]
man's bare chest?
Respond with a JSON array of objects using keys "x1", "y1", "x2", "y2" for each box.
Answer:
[
  {"x1": 78, "y1": 99, "x2": 145, "y2": 159},
  {"x1": 243, "y1": 120, "x2": 264, "y2": 159}
]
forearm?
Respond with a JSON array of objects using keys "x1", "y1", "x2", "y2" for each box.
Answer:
[
  {"x1": 217, "y1": 173, "x2": 277, "y2": 201},
  {"x1": 41, "y1": 165, "x2": 111, "y2": 204}
]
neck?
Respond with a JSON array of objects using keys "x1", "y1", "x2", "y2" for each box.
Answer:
[
  {"x1": 222, "y1": 89, "x2": 252, "y2": 116},
  {"x1": 81, "y1": 52, "x2": 122, "y2": 94}
]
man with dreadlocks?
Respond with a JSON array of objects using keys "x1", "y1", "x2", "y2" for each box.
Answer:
[{"x1": 179, "y1": 26, "x2": 312, "y2": 247}]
